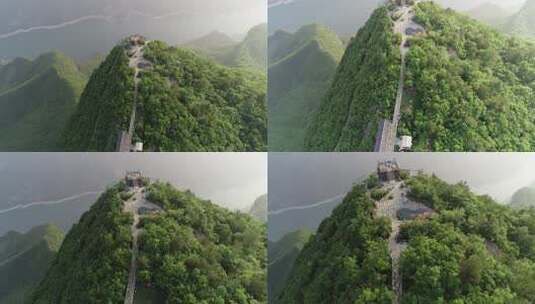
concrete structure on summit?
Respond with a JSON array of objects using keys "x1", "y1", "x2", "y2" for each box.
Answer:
[
  {"x1": 377, "y1": 160, "x2": 401, "y2": 182},
  {"x1": 125, "y1": 171, "x2": 144, "y2": 188}
]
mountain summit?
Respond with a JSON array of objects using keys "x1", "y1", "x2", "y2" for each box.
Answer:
[
  {"x1": 277, "y1": 162, "x2": 535, "y2": 303},
  {"x1": 63, "y1": 36, "x2": 267, "y2": 152},
  {"x1": 305, "y1": 1, "x2": 535, "y2": 152},
  {"x1": 31, "y1": 175, "x2": 266, "y2": 303}
]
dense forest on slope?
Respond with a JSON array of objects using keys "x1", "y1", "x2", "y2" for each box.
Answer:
[
  {"x1": 30, "y1": 185, "x2": 133, "y2": 303},
  {"x1": 62, "y1": 45, "x2": 135, "y2": 151},
  {"x1": 135, "y1": 182, "x2": 267, "y2": 303},
  {"x1": 0, "y1": 52, "x2": 86, "y2": 151},
  {"x1": 268, "y1": 229, "x2": 311, "y2": 304},
  {"x1": 0, "y1": 224, "x2": 64, "y2": 304},
  {"x1": 398, "y1": 2, "x2": 535, "y2": 151},
  {"x1": 63, "y1": 39, "x2": 266, "y2": 152},
  {"x1": 399, "y1": 174, "x2": 535, "y2": 302},
  {"x1": 277, "y1": 182, "x2": 393, "y2": 303},
  {"x1": 185, "y1": 24, "x2": 267, "y2": 72},
  {"x1": 304, "y1": 1, "x2": 535, "y2": 152},
  {"x1": 304, "y1": 7, "x2": 401, "y2": 151},
  {"x1": 268, "y1": 24, "x2": 345, "y2": 151},
  {"x1": 278, "y1": 170, "x2": 535, "y2": 303}
]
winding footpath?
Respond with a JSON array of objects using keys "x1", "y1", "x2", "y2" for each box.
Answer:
[{"x1": 123, "y1": 187, "x2": 163, "y2": 304}]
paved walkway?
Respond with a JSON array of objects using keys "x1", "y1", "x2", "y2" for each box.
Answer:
[
  {"x1": 374, "y1": 180, "x2": 430, "y2": 304},
  {"x1": 123, "y1": 187, "x2": 163, "y2": 304},
  {"x1": 374, "y1": 0, "x2": 424, "y2": 152}
]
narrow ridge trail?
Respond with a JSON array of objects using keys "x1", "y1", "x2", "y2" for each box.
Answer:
[
  {"x1": 127, "y1": 40, "x2": 150, "y2": 137},
  {"x1": 118, "y1": 36, "x2": 153, "y2": 152},
  {"x1": 123, "y1": 187, "x2": 163, "y2": 304},
  {"x1": 374, "y1": 179, "x2": 434, "y2": 304},
  {"x1": 375, "y1": 182, "x2": 407, "y2": 304},
  {"x1": 374, "y1": 0, "x2": 424, "y2": 152}
]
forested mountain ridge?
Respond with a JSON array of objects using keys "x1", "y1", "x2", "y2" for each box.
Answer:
[
  {"x1": 399, "y1": 2, "x2": 535, "y2": 151},
  {"x1": 30, "y1": 185, "x2": 133, "y2": 303},
  {"x1": 278, "y1": 170, "x2": 535, "y2": 303},
  {"x1": 138, "y1": 182, "x2": 267, "y2": 303},
  {"x1": 304, "y1": 6, "x2": 401, "y2": 151},
  {"x1": 30, "y1": 179, "x2": 267, "y2": 303},
  {"x1": 306, "y1": 1, "x2": 535, "y2": 152},
  {"x1": 63, "y1": 37, "x2": 267, "y2": 152},
  {"x1": 0, "y1": 52, "x2": 86, "y2": 151},
  {"x1": 268, "y1": 23, "x2": 345, "y2": 151},
  {"x1": 0, "y1": 224, "x2": 64, "y2": 304}
]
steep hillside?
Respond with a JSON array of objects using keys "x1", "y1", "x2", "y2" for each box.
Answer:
[
  {"x1": 398, "y1": 2, "x2": 535, "y2": 151},
  {"x1": 186, "y1": 24, "x2": 268, "y2": 71},
  {"x1": 0, "y1": 52, "x2": 86, "y2": 151},
  {"x1": 30, "y1": 179, "x2": 267, "y2": 303},
  {"x1": 137, "y1": 182, "x2": 267, "y2": 303},
  {"x1": 279, "y1": 171, "x2": 535, "y2": 303},
  {"x1": 306, "y1": 2, "x2": 535, "y2": 151},
  {"x1": 30, "y1": 185, "x2": 133, "y2": 303},
  {"x1": 511, "y1": 187, "x2": 535, "y2": 208},
  {"x1": 63, "y1": 37, "x2": 266, "y2": 152},
  {"x1": 503, "y1": 0, "x2": 535, "y2": 38},
  {"x1": 250, "y1": 194, "x2": 268, "y2": 222},
  {"x1": 0, "y1": 224, "x2": 64, "y2": 304},
  {"x1": 305, "y1": 6, "x2": 401, "y2": 151},
  {"x1": 268, "y1": 229, "x2": 311, "y2": 304},
  {"x1": 269, "y1": 24, "x2": 345, "y2": 151},
  {"x1": 277, "y1": 181, "x2": 393, "y2": 303}
]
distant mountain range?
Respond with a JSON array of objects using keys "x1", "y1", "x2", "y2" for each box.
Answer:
[
  {"x1": 511, "y1": 187, "x2": 535, "y2": 208},
  {"x1": 0, "y1": 0, "x2": 265, "y2": 61},
  {"x1": 268, "y1": 229, "x2": 311, "y2": 303},
  {"x1": 268, "y1": 24, "x2": 344, "y2": 151},
  {"x1": 465, "y1": 3, "x2": 516, "y2": 24},
  {"x1": 0, "y1": 224, "x2": 64, "y2": 304},
  {"x1": 503, "y1": 0, "x2": 535, "y2": 38},
  {"x1": 183, "y1": 23, "x2": 268, "y2": 72},
  {"x1": 249, "y1": 194, "x2": 268, "y2": 222},
  {"x1": 0, "y1": 52, "x2": 86, "y2": 151},
  {"x1": 269, "y1": 0, "x2": 382, "y2": 36}
]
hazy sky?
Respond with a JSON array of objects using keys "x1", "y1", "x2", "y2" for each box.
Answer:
[
  {"x1": 268, "y1": 0, "x2": 526, "y2": 36},
  {"x1": 436, "y1": 0, "x2": 525, "y2": 11},
  {"x1": 0, "y1": 153, "x2": 266, "y2": 234},
  {"x1": 269, "y1": 153, "x2": 535, "y2": 211}
]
